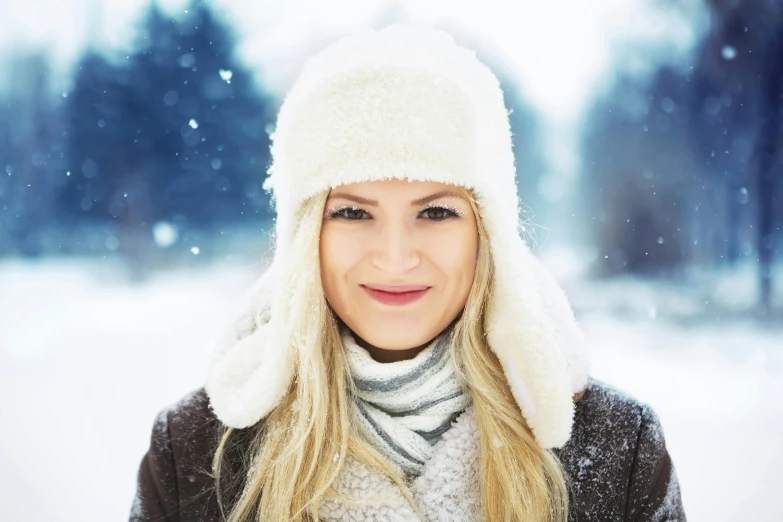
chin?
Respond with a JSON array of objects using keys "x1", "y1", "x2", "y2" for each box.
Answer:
[{"x1": 356, "y1": 316, "x2": 440, "y2": 350}]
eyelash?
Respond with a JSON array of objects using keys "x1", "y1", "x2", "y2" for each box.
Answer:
[{"x1": 325, "y1": 203, "x2": 464, "y2": 221}]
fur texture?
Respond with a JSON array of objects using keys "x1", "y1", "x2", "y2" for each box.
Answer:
[{"x1": 315, "y1": 405, "x2": 482, "y2": 521}]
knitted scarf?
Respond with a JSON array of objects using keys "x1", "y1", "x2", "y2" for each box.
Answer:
[{"x1": 341, "y1": 323, "x2": 472, "y2": 478}]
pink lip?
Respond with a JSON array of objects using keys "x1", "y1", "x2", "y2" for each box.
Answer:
[{"x1": 362, "y1": 284, "x2": 431, "y2": 306}]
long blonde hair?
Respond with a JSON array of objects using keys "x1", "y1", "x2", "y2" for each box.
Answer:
[{"x1": 209, "y1": 187, "x2": 569, "y2": 521}]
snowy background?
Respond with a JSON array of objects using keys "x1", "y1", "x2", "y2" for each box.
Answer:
[
  {"x1": 1, "y1": 0, "x2": 781, "y2": 521},
  {"x1": 1, "y1": 257, "x2": 780, "y2": 521}
]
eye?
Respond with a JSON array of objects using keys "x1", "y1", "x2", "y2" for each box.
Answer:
[
  {"x1": 419, "y1": 204, "x2": 463, "y2": 221},
  {"x1": 325, "y1": 203, "x2": 464, "y2": 221},
  {"x1": 327, "y1": 206, "x2": 370, "y2": 220}
]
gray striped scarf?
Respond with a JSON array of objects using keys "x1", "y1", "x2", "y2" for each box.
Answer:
[{"x1": 341, "y1": 323, "x2": 472, "y2": 478}]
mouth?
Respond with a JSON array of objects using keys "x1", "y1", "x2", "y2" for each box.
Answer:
[{"x1": 361, "y1": 284, "x2": 431, "y2": 306}]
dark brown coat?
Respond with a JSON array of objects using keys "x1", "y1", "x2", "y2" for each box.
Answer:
[{"x1": 129, "y1": 378, "x2": 686, "y2": 521}]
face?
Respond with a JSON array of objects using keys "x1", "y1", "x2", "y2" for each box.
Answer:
[{"x1": 319, "y1": 179, "x2": 478, "y2": 361}]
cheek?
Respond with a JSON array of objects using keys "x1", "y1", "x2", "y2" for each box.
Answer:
[
  {"x1": 426, "y1": 224, "x2": 478, "y2": 288},
  {"x1": 319, "y1": 227, "x2": 366, "y2": 294}
]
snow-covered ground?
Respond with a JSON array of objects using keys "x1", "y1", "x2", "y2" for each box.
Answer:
[{"x1": 1, "y1": 258, "x2": 781, "y2": 521}]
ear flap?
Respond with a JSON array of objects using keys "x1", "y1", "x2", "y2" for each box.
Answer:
[
  {"x1": 205, "y1": 266, "x2": 295, "y2": 429},
  {"x1": 528, "y1": 253, "x2": 590, "y2": 396},
  {"x1": 484, "y1": 233, "x2": 586, "y2": 449},
  {"x1": 205, "y1": 203, "x2": 326, "y2": 429}
]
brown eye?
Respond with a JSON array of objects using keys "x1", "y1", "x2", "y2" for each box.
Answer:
[
  {"x1": 420, "y1": 206, "x2": 459, "y2": 221},
  {"x1": 330, "y1": 207, "x2": 369, "y2": 220}
]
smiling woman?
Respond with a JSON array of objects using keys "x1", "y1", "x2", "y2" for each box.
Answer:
[{"x1": 130, "y1": 24, "x2": 685, "y2": 522}]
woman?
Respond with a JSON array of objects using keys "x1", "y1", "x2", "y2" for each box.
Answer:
[{"x1": 130, "y1": 25, "x2": 685, "y2": 521}]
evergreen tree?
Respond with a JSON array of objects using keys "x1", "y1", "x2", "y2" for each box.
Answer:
[
  {"x1": 129, "y1": 0, "x2": 273, "y2": 230},
  {"x1": 60, "y1": 0, "x2": 275, "y2": 264}
]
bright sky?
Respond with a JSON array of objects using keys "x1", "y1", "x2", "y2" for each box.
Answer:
[{"x1": 0, "y1": 0, "x2": 705, "y2": 122}]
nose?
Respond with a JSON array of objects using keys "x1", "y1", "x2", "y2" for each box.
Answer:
[{"x1": 370, "y1": 220, "x2": 420, "y2": 274}]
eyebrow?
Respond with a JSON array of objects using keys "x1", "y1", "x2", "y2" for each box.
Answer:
[{"x1": 327, "y1": 190, "x2": 465, "y2": 206}]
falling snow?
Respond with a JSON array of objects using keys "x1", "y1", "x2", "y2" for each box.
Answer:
[
  {"x1": 219, "y1": 69, "x2": 233, "y2": 83},
  {"x1": 152, "y1": 221, "x2": 178, "y2": 248}
]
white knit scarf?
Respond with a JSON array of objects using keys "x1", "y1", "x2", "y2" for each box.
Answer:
[{"x1": 341, "y1": 323, "x2": 472, "y2": 478}]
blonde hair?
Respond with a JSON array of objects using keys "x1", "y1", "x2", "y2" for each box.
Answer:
[{"x1": 209, "y1": 187, "x2": 569, "y2": 522}]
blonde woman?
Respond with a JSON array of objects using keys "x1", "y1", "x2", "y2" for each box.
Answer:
[{"x1": 130, "y1": 25, "x2": 685, "y2": 522}]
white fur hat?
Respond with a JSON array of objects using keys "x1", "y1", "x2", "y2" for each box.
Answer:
[{"x1": 205, "y1": 24, "x2": 590, "y2": 449}]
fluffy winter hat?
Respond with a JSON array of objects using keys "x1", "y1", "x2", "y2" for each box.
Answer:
[{"x1": 205, "y1": 24, "x2": 590, "y2": 449}]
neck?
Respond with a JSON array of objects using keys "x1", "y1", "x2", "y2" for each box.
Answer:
[{"x1": 355, "y1": 334, "x2": 432, "y2": 363}]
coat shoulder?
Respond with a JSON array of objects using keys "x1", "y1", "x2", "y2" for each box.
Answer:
[
  {"x1": 573, "y1": 378, "x2": 656, "y2": 425},
  {"x1": 130, "y1": 387, "x2": 251, "y2": 521},
  {"x1": 161, "y1": 387, "x2": 220, "y2": 440},
  {"x1": 555, "y1": 378, "x2": 686, "y2": 521},
  {"x1": 158, "y1": 387, "x2": 238, "y2": 490},
  {"x1": 158, "y1": 387, "x2": 224, "y2": 486},
  {"x1": 556, "y1": 377, "x2": 650, "y2": 479}
]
